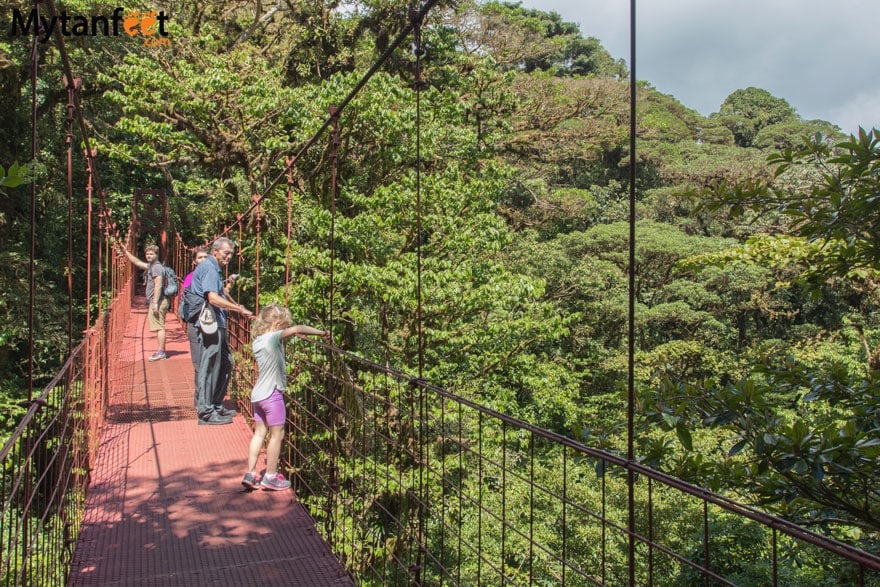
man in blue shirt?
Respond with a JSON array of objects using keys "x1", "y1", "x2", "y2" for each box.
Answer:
[{"x1": 191, "y1": 237, "x2": 254, "y2": 425}]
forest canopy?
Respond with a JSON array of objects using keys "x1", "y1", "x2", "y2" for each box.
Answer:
[{"x1": 0, "y1": 0, "x2": 877, "y2": 559}]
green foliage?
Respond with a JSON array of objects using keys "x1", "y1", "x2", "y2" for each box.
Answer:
[
  {"x1": 670, "y1": 511, "x2": 852, "y2": 586},
  {"x1": 529, "y1": 124, "x2": 880, "y2": 544},
  {"x1": 643, "y1": 358, "x2": 880, "y2": 539},
  {"x1": 641, "y1": 129, "x2": 880, "y2": 541},
  {"x1": 771, "y1": 128, "x2": 880, "y2": 275},
  {"x1": 0, "y1": 162, "x2": 32, "y2": 189},
  {"x1": 715, "y1": 87, "x2": 799, "y2": 147},
  {"x1": 1, "y1": 0, "x2": 878, "y2": 576},
  {"x1": 753, "y1": 118, "x2": 844, "y2": 150},
  {"x1": 97, "y1": 45, "x2": 309, "y2": 195},
  {"x1": 475, "y1": 2, "x2": 627, "y2": 78},
  {"x1": 693, "y1": 128, "x2": 880, "y2": 293}
]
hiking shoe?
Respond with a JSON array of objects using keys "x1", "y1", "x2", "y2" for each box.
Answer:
[
  {"x1": 241, "y1": 472, "x2": 261, "y2": 490},
  {"x1": 198, "y1": 412, "x2": 233, "y2": 426},
  {"x1": 216, "y1": 405, "x2": 238, "y2": 417},
  {"x1": 148, "y1": 350, "x2": 167, "y2": 362},
  {"x1": 261, "y1": 473, "x2": 291, "y2": 491}
]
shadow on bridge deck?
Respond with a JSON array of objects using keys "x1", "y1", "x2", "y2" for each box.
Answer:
[{"x1": 69, "y1": 298, "x2": 353, "y2": 587}]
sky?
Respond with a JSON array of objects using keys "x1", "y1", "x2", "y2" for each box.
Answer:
[{"x1": 518, "y1": 0, "x2": 880, "y2": 136}]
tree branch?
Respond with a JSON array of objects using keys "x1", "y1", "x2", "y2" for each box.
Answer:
[{"x1": 227, "y1": 2, "x2": 286, "y2": 52}]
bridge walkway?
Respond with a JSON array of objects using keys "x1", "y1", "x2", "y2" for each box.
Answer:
[{"x1": 68, "y1": 298, "x2": 353, "y2": 586}]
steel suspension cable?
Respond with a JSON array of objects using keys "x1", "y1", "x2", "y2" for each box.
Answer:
[
  {"x1": 237, "y1": 220, "x2": 243, "y2": 281},
  {"x1": 98, "y1": 208, "x2": 105, "y2": 318},
  {"x1": 627, "y1": 0, "x2": 638, "y2": 584},
  {"x1": 27, "y1": 0, "x2": 40, "y2": 400},
  {"x1": 285, "y1": 157, "x2": 295, "y2": 305},
  {"x1": 84, "y1": 149, "x2": 96, "y2": 330},
  {"x1": 252, "y1": 195, "x2": 262, "y2": 315},
  {"x1": 409, "y1": 7, "x2": 428, "y2": 583},
  {"x1": 23, "y1": 4, "x2": 41, "y2": 568},
  {"x1": 42, "y1": 0, "x2": 131, "y2": 340},
  {"x1": 43, "y1": 0, "x2": 105, "y2": 214},
  {"x1": 411, "y1": 7, "x2": 426, "y2": 379},
  {"x1": 218, "y1": 0, "x2": 443, "y2": 241},
  {"x1": 65, "y1": 77, "x2": 79, "y2": 354},
  {"x1": 328, "y1": 104, "x2": 341, "y2": 543},
  {"x1": 328, "y1": 107, "x2": 340, "y2": 348},
  {"x1": 189, "y1": 3, "x2": 443, "y2": 366}
]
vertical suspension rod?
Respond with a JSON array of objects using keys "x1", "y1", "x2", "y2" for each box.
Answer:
[
  {"x1": 252, "y1": 195, "x2": 262, "y2": 314},
  {"x1": 65, "y1": 76, "x2": 80, "y2": 354},
  {"x1": 27, "y1": 0, "x2": 42, "y2": 400},
  {"x1": 97, "y1": 209, "x2": 104, "y2": 317},
  {"x1": 236, "y1": 219, "x2": 243, "y2": 280},
  {"x1": 43, "y1": 0, "x2": 105, "y2": 206},
  {"x1": 84, "y1": 149, "x2": 96, "y2": 330},
  {"x1": 285, "y1": 157, "x2": 294, "y2": 305},
  {"x1": 329, "y1": 106, "x2": 339, "y2": 343},
  {"x1": 410, "y1": 6, "x2": 427, "y2": 583},
  {"x1": 328, "y1": 104, "x2": 341, "y2": 522},
  {"x1": 627, "y1": 0, "x2": 639, "y2": 584},
  {"x1": 411, "y1": 6, "x2": 426, "y2": 378}
]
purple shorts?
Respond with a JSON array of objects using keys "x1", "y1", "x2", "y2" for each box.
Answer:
[{"x1": 252, "y1": 388, "x2": 286, "y2": 427}]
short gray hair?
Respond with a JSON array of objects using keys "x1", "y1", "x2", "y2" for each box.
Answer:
[{"x1": 212, "y1": 237, "x2": 234, "y2": 251}]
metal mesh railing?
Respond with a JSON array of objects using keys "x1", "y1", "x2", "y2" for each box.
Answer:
[
  {"x1": 226, "y1": 334, "x2": 880, "y2": 586},
  {"x1": 0, "y1": 276, "x2": 132, "y2": 586}
]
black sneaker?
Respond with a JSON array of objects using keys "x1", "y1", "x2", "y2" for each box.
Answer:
[
  {"x1": 216, "y1": 406, "x2": 238, "y2": 417},
  {"x1": 198, "y1": 413, "x2": 233, "y2": 425}
]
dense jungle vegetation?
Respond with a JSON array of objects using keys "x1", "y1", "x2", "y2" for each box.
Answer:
[{"x1": 1, "y1": 0, "x2": 878, "y2": 571}]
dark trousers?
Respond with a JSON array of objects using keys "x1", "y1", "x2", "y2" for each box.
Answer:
[
  {"x1": 187, "y1": 323, "x2": 201, "y2": 406},
  {"x1": 196, "y1": 327, "x2": 233, "y2": 419}
]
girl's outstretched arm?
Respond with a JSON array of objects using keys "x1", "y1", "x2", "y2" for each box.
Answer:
[{"x1": 280, "y1": 325, "x2": 331, "y2": 342}]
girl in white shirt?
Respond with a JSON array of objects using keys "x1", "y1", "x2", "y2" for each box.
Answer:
[{"x1": 242, "y1": 304, "x2": 330, "y2": 491}]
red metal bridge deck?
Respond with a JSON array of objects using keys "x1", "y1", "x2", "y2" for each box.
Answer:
[{"x1": 68, "y1": 299, "x2": 353, "y2": 586}]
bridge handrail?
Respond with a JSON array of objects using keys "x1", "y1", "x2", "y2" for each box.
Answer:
[
  {"x1": 411, "y1": 375, "x2": 880, "y2": 571},
  {"x1": 229, "y1": 333, "x2": 880, "y2": 585},
  {"x1": 0, "y1": 338, "x2": 86, "y2": 463},
  {"x1": 0, "y1": 274, "x2": 133, "y2": 586}
]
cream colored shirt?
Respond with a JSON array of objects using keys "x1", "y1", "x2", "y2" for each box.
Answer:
[{"x1": 251, "y1": 330, "x2": 286, "y2": 402}]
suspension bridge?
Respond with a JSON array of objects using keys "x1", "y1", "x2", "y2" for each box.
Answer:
[{"x1": 4, "y1": 0, "x2": 880, "y2": 584}]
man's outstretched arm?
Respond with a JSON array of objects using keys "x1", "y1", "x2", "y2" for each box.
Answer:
[{"x1": 113, "y1": 238, "x2": 149, "y2": 270}]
